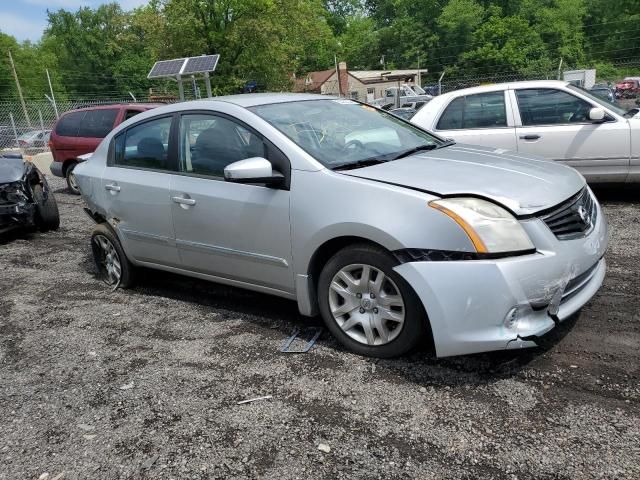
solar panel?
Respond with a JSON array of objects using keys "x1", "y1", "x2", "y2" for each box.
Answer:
[
  {"x1": 148, "y1": 58, "x2": 187, "y2": 78},
  {"x1": 182, "y1": 55, "x2": 220, "y2": 75}
]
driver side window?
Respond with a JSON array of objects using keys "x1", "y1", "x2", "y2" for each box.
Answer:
[
  {"x1": 179, "y1": 114, "x2": 266, "y2": 177},
  {"x1": 515, "y1": 89, "x2": 593, "y2": 126}
]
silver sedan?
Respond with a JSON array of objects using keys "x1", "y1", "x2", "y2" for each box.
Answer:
[{"x1": 75, "y1": 93, "x2": 608, "y2": 358}]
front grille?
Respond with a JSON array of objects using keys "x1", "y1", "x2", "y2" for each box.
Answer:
[{"x1": 539, "y1": 188, "x2": 597, "y2": 240}]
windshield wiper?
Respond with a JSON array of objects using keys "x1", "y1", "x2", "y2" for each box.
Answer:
[
  {"x1": 331, "y1": 158, "x2": 390, "y2": 171},
  {"x1": 391, "y1": 144, "x2": 438, "y2": 160}
]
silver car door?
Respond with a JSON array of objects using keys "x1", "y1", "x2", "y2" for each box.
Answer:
[
  {"x1": 432, "y1": 90, "x2": 518, "y2": 150},
  {"x1": 170, "y1": 112, "x2": 293, "y2": 294},
  {"x1": 100, "y1": 114, "x2": 180, "y2": 266},
  {"x1": 512, "y1": 87, "x2": 630, "y2": 183}
]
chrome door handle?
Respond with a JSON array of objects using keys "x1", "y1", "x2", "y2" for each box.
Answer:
[
  {"x1": 105, "y1": 183, "x2": 121, "y2": 192},
  {"x1": 519, "y1": 134, "x2": 541, "y2": 140},
  {"x1": 172, "y1": 196, "x2": 196, "y2": 206}
]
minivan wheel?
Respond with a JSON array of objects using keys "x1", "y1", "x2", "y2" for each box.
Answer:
[
  {"x1": 66, "y1": 162, "x2": 80, "y2": 195},
  {"x1": 318, "y1": 244, "x2": 428, "y2": 358},
  {"x1": 91, "y1": 223, "x2": 136, "y2": 288}
]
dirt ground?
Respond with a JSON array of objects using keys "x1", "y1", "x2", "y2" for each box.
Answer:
[{"x1": 1, "y1": 177, "x2": 638, "y2": 480}]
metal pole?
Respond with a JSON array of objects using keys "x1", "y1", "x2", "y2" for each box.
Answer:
[
  {"x1": 9, "y1": 112, "x2": 20, "y2": 149},
  {"x1": 417, "y1": 52, "x2": 421, "y2": 87},
  {"x1": 9, "y1": 49, "x2": 31, "y2": 127},
  {"x1": 334, "y1": 55, "x2": 341, "y2": 97},
  {"x1": 46, "y1": 70, "x2": 59, "y2": 119},
  {"x1": 204, "y1": 72, "x2": 212, "y2": 98},
  {"x1": 438, "y1": 71, "x2": 445, "y2": 96},
  {"x1": 38, "y1": 109, "x2": 45, "y2": 133},
  {"x1": 177, "y1": 76, "x2": 185, "y2": 101},
  {"x1": 557, "y1": 58, "x2": 564, "y2": 80}
]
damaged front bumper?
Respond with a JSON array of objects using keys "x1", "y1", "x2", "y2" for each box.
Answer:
[{"x1": 393, "y1": 197, "x2": 609, "y2": 358}]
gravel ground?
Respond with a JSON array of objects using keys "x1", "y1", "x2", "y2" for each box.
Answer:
[{"x1": 1, "y1": 177, "x2": 638, "y2": 480}]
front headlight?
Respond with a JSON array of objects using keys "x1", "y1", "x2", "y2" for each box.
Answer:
[{"x1": 429, "y1": 197, "x2": 535, "y2": 254}]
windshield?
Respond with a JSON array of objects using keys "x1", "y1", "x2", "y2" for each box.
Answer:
[
  {"x1": 568, "y1": 84, "x2": 628, "y2": 117},
  {"x1": 412, "y1": 84, "x2": 426, "y2": 95},
  {"x1": 250, "y1": 99, "x2": 442, "y2": 168}
]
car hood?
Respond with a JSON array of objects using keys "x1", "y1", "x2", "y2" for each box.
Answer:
[
  {"x1": 341, "y1": 144, "x2": 586, "y2": 216},
  {"x1": 0, "y1": 157, "x2": 26, "y2": 183}
]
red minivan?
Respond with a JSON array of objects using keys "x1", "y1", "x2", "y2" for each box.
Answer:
[{"x1": 49, "y1": 103, "x2": 161, "y2": 193}]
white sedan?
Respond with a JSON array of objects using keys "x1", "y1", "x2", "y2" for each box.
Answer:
[{"x1": 411, "y1": 80, "x2": 640, "y2": 183}]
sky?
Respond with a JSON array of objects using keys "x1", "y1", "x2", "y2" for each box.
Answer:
[{"x1": 0, "y1": 0, "x2": 149, "y2": 43}]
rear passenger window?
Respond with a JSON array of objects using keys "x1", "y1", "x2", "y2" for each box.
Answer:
[
  {"x1": 114, "y1": 116, "x2": 172, "y2": 170},
  {"x1": 437, "y1": 92, "x2": 507, "y2": 130},
  {"x1": 55, "y1": 111, "x2": 85, "y2": 136},
  {"x1": 78, "y1": 109, "x2": 118, "y2": 137}
]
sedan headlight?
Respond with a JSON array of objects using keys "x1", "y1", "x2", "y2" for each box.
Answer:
[{"x1": 429, "y1": 197, "x2": 535, "y2": 254}]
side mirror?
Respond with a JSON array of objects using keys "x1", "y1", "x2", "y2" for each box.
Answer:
[
  {"x1": 589, "y1": 107, "x2": 605, "y2": 122},
  {"x1": 224, "y1": 157, "x2": 283, "y2": 186}
]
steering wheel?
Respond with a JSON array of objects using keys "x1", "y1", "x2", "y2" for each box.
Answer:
[{"x1": 344, "y1": 139, "x2": 364, "y2": 150}]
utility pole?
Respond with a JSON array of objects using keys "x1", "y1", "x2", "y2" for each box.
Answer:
[
  {"x1": 381, "y1": 55, "x2": 386, "y2": 70},
  {"x1": 557, "y1": 58, "x2": 564, "y2": 81},
  {"x1": 417, "y1": 51, "x2": 421, "y2": 87},
  {"x1": 8, "y1": 49, "x2": 31, "y2": 127},
  {"x1": 46, "y1": 69, "x2": 59, "y2": 118},
  {"x1": 334, "y1": 55, "x2": 341, "y2": 96}
]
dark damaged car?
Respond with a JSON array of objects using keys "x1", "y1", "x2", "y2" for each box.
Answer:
[{"x1": 0, "y1": 153, "x2": 60, "y2": 235}]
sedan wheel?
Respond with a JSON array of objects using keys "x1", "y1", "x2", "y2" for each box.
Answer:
[
  {"x1": 329, "y1": 264, "x2": 405, "y2": 346},
  {"x1": 318, "y1": 244, "x2": 430, "y2": 358},
  {"x1": 90, "y1": 223, "x2": 136, "y2": 288},
  {"x1": 93, "y1": 234, "x2": 122, "y2": 286}
]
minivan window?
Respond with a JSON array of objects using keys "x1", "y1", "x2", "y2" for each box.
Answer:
[
  {"x1": 78, "y1": 109, "x2": 118, "y2": 137},
  {"x1": 437, "y1": 92, "x2": 507, "y2": 130},
  {"x1": 114, "y1": 116, "x2": 172, "y2": 170},
  {"x1": 179, "y1": 114, "x2": 266, "y2": 177},
  {"x1": 55, "y1": 111, "x2": 85, "y2": 136},
  {"x1": 516, "y1": 89, "x2": 594, "y2": 126}
]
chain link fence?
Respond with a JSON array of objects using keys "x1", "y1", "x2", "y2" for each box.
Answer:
[{"x1": 1, "y1": 61, "x2": 638, "y2": 156}]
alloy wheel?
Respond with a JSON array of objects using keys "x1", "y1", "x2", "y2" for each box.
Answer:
[
  {"x1": 93, "y1": 234, "x2": 122, "y2": 286},
  {"x1": 328, "y1": 263, "x2": 405, "y2": 346}
]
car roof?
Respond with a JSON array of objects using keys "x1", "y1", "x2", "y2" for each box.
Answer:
[
  {"x1": 63, "y1": 103, "x2": 164, "y2": 115},
  {"x1": 438, "y1": 80, "x2": 571, "y2": 97},
  {"x1": 203, "y1": 92, "x2": 335, "y2": 108}
]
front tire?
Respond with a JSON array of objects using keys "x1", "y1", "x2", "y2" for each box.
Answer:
[
  {"x1": 32, "y1": 184, "x2": 60, "y2": 232},
  {"x1": 317, "y1": 244, "x2": 429, "y2": 358},
  {"x1": 91, "y1": 223, "x2": 136, "y2": 288}
]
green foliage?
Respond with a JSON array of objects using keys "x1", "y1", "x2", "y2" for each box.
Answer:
[{"x1": 0, "y1": 0, "x2": 637, "y2": 101}]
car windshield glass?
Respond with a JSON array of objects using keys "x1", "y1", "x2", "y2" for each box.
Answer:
[
  {"x1": 250, "y1": 99, "x2": 442, "y2": 168},
  {"x1": 412, "y1": 84, "x2": 426, "y2": 95},
  {"x1": 568, "y1": 84, "x2": 627, "y2": 116}
]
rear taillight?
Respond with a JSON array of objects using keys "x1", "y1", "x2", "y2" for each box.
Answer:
[{"x1": 48, "y1": 140, "x2": 53, "y2": 148}]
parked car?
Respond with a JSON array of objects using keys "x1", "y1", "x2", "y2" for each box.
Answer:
[
  {"x1": 0, "y1": 152, "x2": 60, "y2": 234},
  {"x1": 589, "y1": 84, "x2": 616, "y2": 104},
  {"x1": 389, "y1": 107, "x2": 417, "y2": 120},
  {"x1": 18, "y1": 129, "x2": 51, "y2": 152},
  {"x1": 75, "y1": 93, "x2": 608, "y2": 358},
  {"x1": 411, "y1": 80, "x2": 640, "y2": 184},
  {"x1": 49, "y1": 103, "x2": 161, "y2": 194},
  {"x1": 614, "y1": 78, "x2": 639, "y2": 99},
  {"x1": 0, "y1": 126, "x2": 17, "y2": 149},
  {"x1": 372, "y1": 84, "x2": 432, "y2": 109}
]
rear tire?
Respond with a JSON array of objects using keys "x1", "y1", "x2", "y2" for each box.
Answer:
[
  {"x1": 66, "y1": 162, "x2": 80, "y2": 195},
  {"x1": 32, "y1": 184, "x2": 60, "y2": 232},
  {"x1": 317, "y1": 243, "x2": 429, "y2": 358},
  {"x1": 91, "y1": 223, "x2": 136, "y2": 288}
]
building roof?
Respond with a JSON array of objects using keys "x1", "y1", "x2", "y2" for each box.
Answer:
[
  {"x1": 293, "y1": 69, "x2": 336, "y2": 93},
  {"x1": 349, "y1": 69, "x2": 428, "y2": 83}
]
